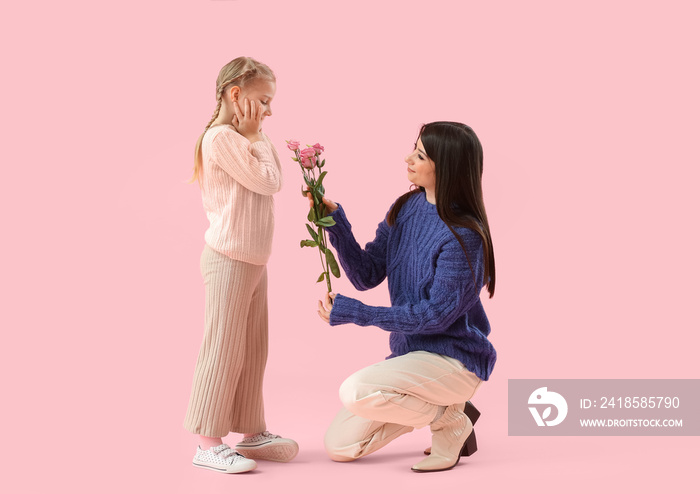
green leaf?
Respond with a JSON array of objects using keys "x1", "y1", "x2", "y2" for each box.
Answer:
[
  {"x1": 307, "y1": 208, "x2": 317, "y2": 222},
  {"x1": 316, "y1": 216, "x2": 336, "y2": 227},
  {"x1": 300, "y1": 240, "x2": 318, "y2": 248},
  {"x1": 326, "y1": 249, "x2": 341, "y2": 278},
  {"x1": 292, "y1": 157, "x2": 299, "y2": 162},
  {"x1": 306, "y1": 224, "x2": 319, "y2": 242},
  {"x1": 316, "y1": 171, "x2": 328, "y2": 188},
  {"x1": 301, "y1": 185, "x2": 310, "y2": 197},
  {"x1": 316, "y1": 272, "x2": 325, "y2": 283}
]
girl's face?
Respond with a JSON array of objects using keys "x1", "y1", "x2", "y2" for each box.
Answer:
[
  {"x1": 236, "y1": 78, "x2": 277, "y2": 122},
  {"x1": 405, "y1": 137, "x2": 436, "y2": 191}
]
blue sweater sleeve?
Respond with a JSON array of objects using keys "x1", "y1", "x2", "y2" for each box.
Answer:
[
  {"x1": 329, "y1": 235, "x2": 483, "y2": 334},
  {"x1": 326, "y1": 203, "x2": 389, "y2": 291}
]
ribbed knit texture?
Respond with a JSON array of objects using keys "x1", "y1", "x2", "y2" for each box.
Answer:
[
  {"x1": 184, "y1": 245, "x2": 268, "y2": 436},
  {"x1": 201, "y1": 125, "x2": 283, "y2": 265},
  {"x1": 327, "y1": 192, "x2": 497, "y2": 381}
]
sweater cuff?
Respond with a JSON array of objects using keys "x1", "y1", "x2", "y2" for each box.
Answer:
[
  {"x1": 327, "y1": 203, "x2": 352, "y2": 240},
  {"x1": 329, "y1": 293, "x2": 375, "y2": 327}
]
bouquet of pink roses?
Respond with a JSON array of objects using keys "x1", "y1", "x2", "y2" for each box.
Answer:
[{"x1": 286, "y1": 140, "x2": 340, "y2": 294}]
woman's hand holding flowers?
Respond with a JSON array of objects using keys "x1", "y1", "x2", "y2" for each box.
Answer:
[{"x1": 306, "y1": 193, "x2": 338, "y2": 213}]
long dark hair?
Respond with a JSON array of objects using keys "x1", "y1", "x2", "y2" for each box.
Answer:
[{"x1": 387, "y1": 122, "x2": 496, "y2": 297}]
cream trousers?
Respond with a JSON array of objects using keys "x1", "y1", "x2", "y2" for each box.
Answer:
[
  {"x1": 184, "y1": 245, "x2": 268, "y2": 437},
  {"x1": 324, "y1": 351, "x2": 482, "y2": 461}
]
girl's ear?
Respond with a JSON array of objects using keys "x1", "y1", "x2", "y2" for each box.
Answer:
[{"x1": 229, "y1": 85, "x2": 241, "y2": 103}]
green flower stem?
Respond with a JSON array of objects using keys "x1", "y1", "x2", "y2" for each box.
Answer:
[
  {"x1": 293, "y1": 145, "x2": 336, "y2": 296},
  {"x1": 322, "y1": 226, "x2": 333, "y2": 294},
  {"x1": 316, "y1": 225, "x2": 330, "y2": 291},
  {"x1": 311, "y1": 168, "x2": 331, "y2": 291}
]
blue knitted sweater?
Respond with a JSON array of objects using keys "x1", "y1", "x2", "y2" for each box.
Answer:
[{"x1": 327, "y1": 192, "x2": 496, "y2": 381}]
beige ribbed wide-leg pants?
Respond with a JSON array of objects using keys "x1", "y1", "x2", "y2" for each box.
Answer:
[
  {"x1": 324, "y1": 351, "x2": 482, "y2": 461},
  {"x1": 184, "y1": 245, "x2": 268, "y2": 437}
]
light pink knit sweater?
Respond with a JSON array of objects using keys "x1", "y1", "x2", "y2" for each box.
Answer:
[{"x1": 201, "y1": 124, "x2": 283, "y2": 265}]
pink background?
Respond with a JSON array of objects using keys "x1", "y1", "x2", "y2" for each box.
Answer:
[{"x1": 2, "y1": 0, "x2": 699, "y2": 492}]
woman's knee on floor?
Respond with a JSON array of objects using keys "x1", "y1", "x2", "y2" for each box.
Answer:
[{"x1": 323, "y1": 428, "x2": 359, "y2": 462}]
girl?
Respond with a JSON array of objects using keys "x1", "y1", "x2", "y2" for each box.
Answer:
[
  {"x1": 316, "y1": 121, "x2": 496, "y2": 472},
  {"x1": 184, "y1": 57, "x2": 298, "y2": 474}
]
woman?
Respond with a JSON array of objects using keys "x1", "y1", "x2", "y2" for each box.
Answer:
[{"x1": 316, "y1": 121, "x2": 496, "y2": 472}]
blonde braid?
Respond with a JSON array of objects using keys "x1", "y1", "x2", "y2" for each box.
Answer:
[{"x1": 202, "y1": 82, "x2": 229, "y2": 133}]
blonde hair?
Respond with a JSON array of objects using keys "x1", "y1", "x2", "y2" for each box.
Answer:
[{"x1": 189, "y1": 57, "x2": 276, "y2": 184}]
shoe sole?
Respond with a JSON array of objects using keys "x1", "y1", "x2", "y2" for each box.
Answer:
[
  {"x1": 235, "y1": 442, "x2": 299, "y2": 463},
  {"x1": 411, "y1": 456, "x2": 461, "y2": 473},
  {"x1": 192, "y1": 460, "x2": 257, "y2": 474}
]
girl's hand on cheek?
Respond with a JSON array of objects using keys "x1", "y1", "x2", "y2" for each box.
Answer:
[{"x1": 232, "y1": 98, "x2": 263, "y2": 143}]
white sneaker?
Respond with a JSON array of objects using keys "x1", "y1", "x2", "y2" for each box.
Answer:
[
  {"x1": 235, "y1": 431, "x2": 299, "y2": 462},
  {"x1": 192, "y1": 444, "x2": 257, "y2": 473}
]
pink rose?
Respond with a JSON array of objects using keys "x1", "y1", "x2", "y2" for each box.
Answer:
[
  {"x1": 312, "y1": 143, "x2": 324, "y2": 155},
  {"x1": 299, "y1": 147, "x2": 316, "y2": 159},
  {"x1": 286, "y1": 140, "x2": 300, "y2": 151},
  {"x1": 301, "y1": 157, "x2": 317, "y2": 169},
  {"x1": 299, "y1": 147, "x2": 317, "y2": 169}
]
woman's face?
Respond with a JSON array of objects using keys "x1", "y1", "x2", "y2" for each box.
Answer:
[{"x1": 405, "y1": 137, "x2": 436, "y2": 191}]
